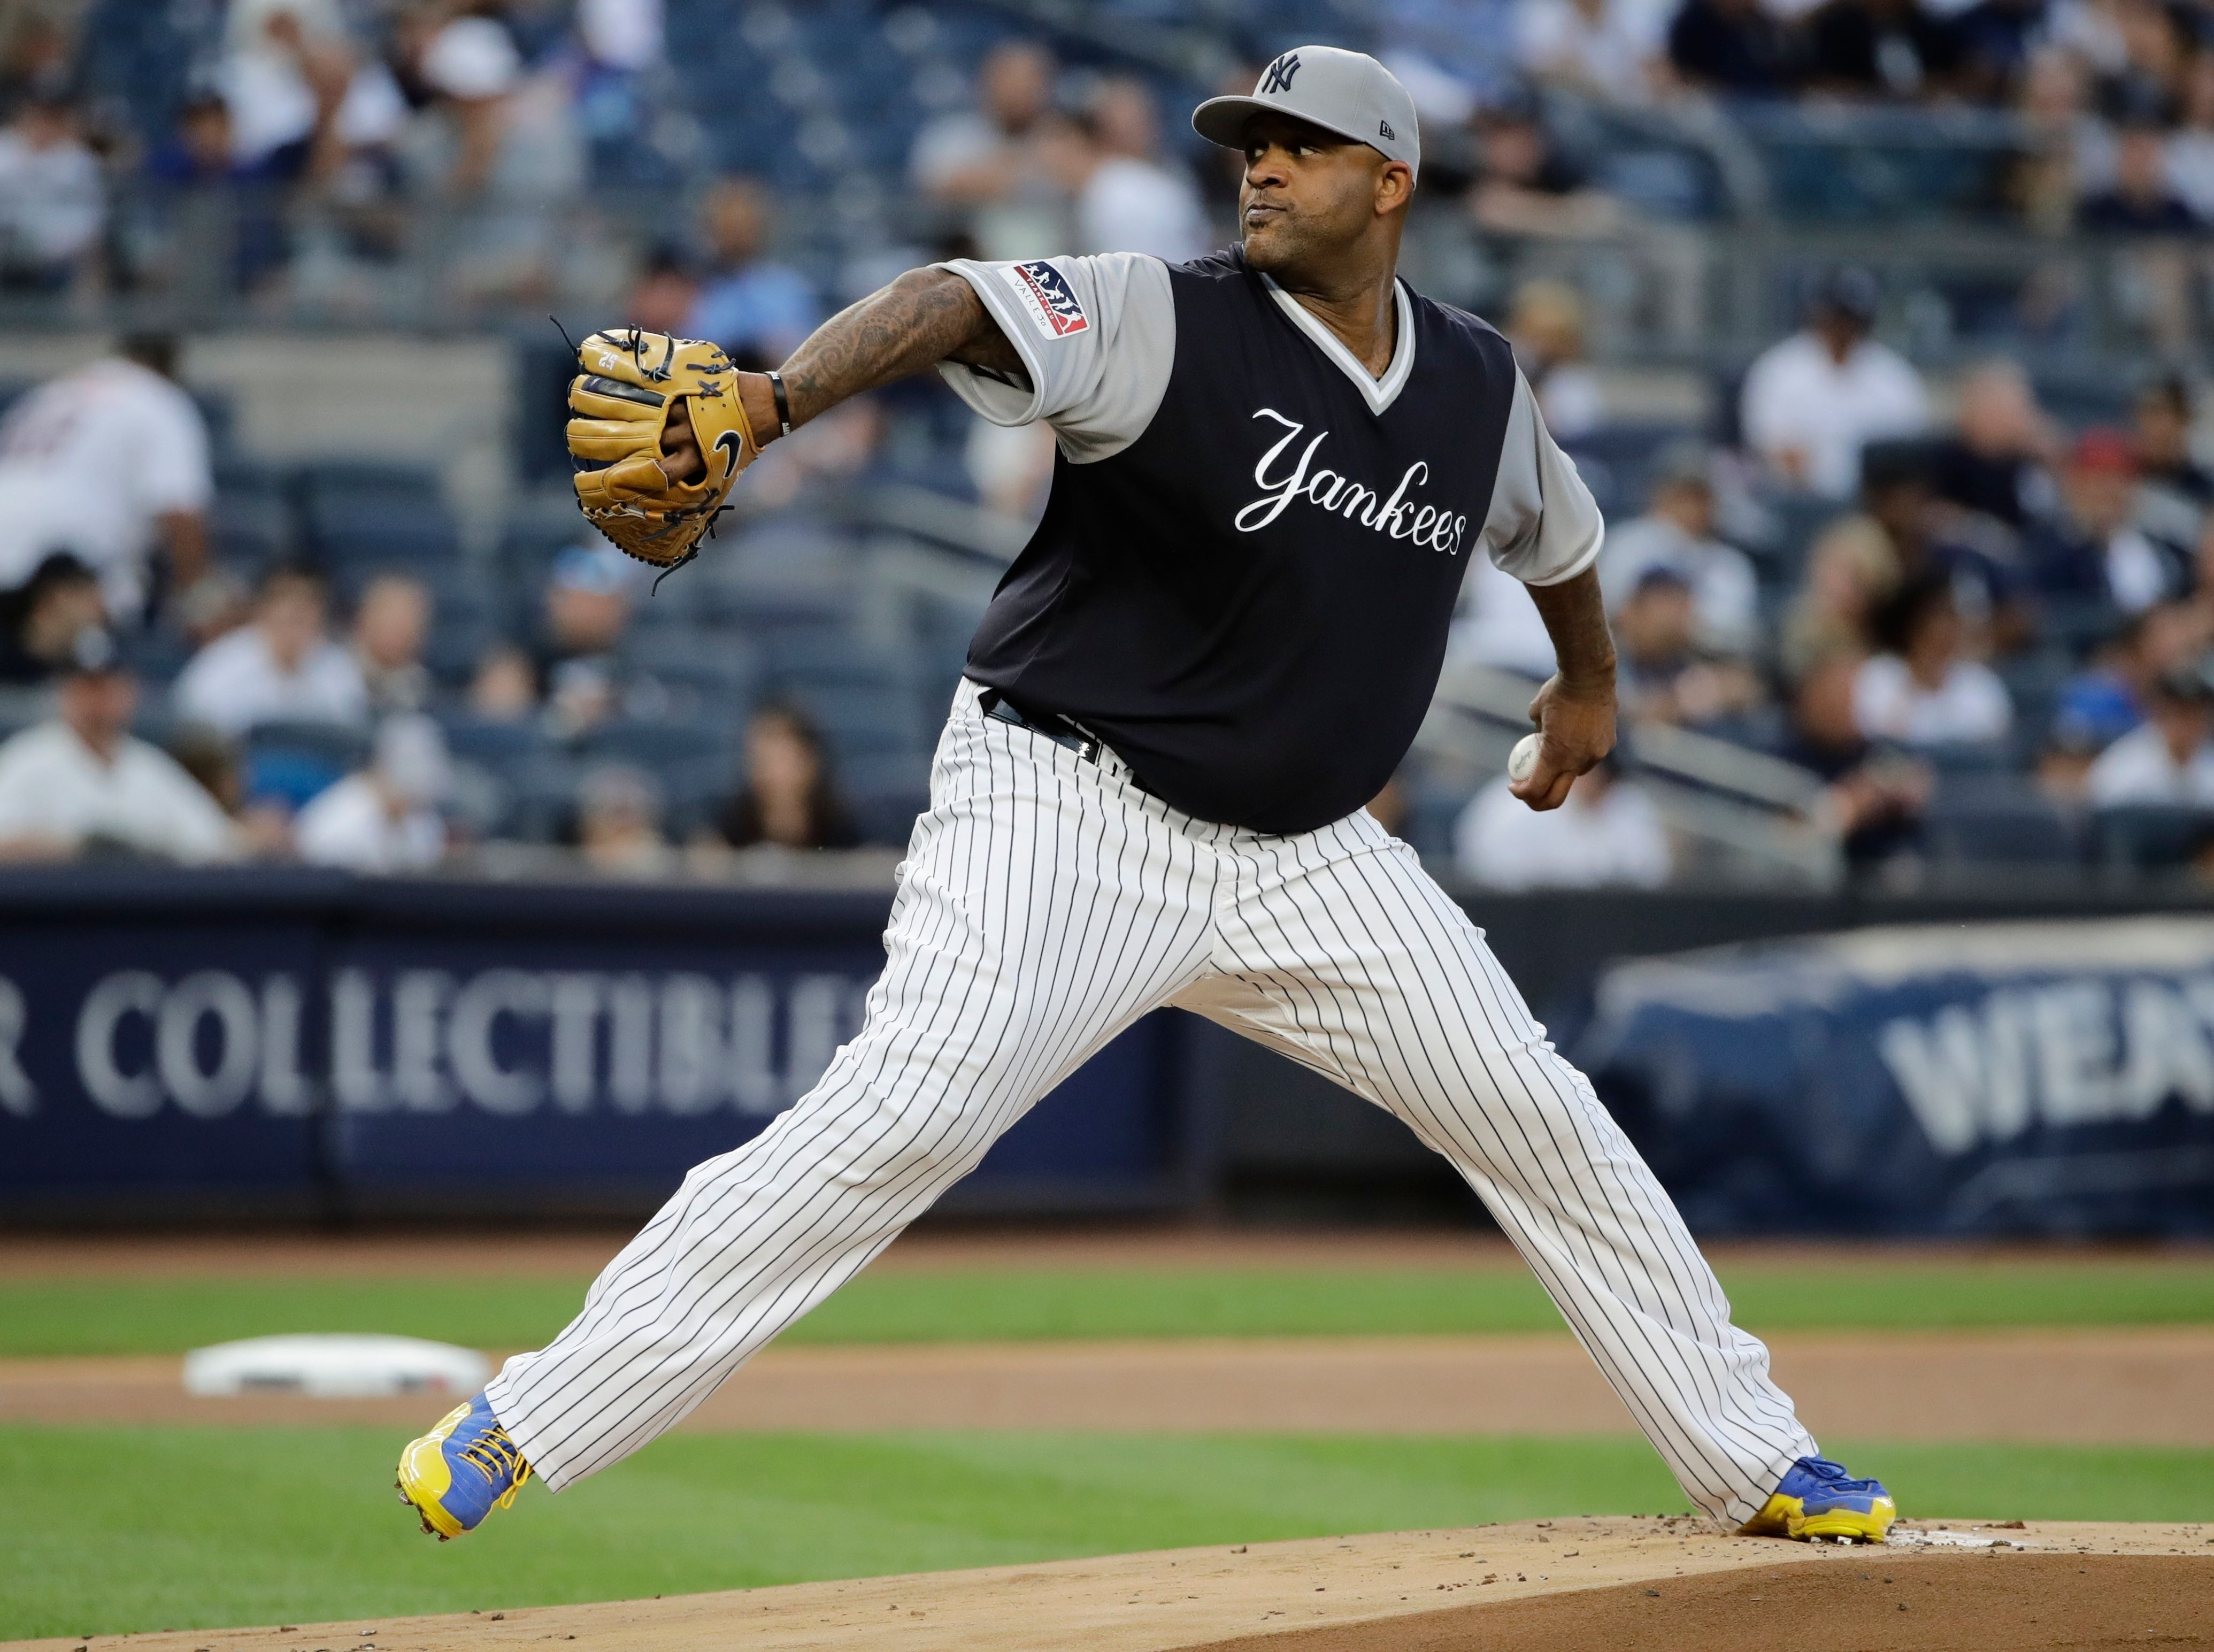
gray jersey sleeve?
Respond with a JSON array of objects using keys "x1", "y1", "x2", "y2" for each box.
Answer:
[
  {"x1": 934, "y1": 253, "x2": 1177, "y2": 464},
  {"x1": 1479, "y1": 369, "x2": 1605, "y2": 586}
]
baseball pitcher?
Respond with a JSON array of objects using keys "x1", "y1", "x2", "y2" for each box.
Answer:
[{"x1": 398, "y1": 48, "x2": 1895, "y2": 1549}]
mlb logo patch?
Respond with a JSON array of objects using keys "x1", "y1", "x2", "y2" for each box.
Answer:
[{"x1": 1001, "y1": 260, "x2": 1090, "y2": 340}]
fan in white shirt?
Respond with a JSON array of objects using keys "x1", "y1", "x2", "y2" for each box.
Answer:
[
  {"x1": 2086, "y1": 665, "x2": 2214, "y2": 808},
  {"x1": 1597, "y1": 444, "x2": 1759, "y2": 655},
  {"x1": 1073, "y1": 78, "x2": 1211, "y2": 264},
  {"x1": 295, "y1": 713, "x2": 450, "y2": 873},
  {"x1": 173, "y1": 564, "x2": 368, "y2": 737},
  {"x1": 0, "y1": 337, "x2": 212, "y2": 623},
  {"x1": 1851, "y1": 578, "x2": 2013, "y2": 748},
  {"x1": 1455, "y1": 760, "x2": 1671, "y2": 889},
  {"x1": 0, "y1": 630, "x2": 237, "y2": 864},
  {"x1": 1741, "y1": 270, "x2": 1929, "y2": 500}
]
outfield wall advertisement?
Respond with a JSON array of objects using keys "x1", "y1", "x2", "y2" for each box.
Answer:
[
  {"x1": 0, "y1": 870, "x2": 1191, "y2": 1217},
  {"x1": 1576, "y1": 915, "x2": 2214, "y2": 1234}
]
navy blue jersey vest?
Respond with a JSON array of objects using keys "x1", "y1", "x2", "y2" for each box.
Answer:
[{"x1": 965, "y1": 248, "x2": 1520, "y2": 835}]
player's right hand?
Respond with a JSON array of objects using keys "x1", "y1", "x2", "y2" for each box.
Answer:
[{"x1": 1511, "y1": 671, "x2": 1617, "y2": 812}]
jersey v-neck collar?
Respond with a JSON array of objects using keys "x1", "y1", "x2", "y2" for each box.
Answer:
[{"x1": 1259, "y1": 273, "x2": 1415, "y2": 417}]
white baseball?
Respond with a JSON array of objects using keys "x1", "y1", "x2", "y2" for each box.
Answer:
[{"x1": 1507, "y1": 733, "x2": 1543, "y2": 785}]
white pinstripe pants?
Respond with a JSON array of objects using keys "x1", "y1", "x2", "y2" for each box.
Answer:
[{"x1": 487, "y1": 682, "x2": 1817, "y2": 1524}]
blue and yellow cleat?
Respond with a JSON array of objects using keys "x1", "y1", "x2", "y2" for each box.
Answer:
[
  {"x1": 1740, "y1": 1456, "x2": 1897, "y2": 1544},
  {"x1": 396, "y1": 1393, "x2": 533, "y2": 1541}
]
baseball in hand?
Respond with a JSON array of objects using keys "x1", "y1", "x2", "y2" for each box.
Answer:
[{"x1": 1507, "y1": 733, "x2": 1543, "y2": 785}]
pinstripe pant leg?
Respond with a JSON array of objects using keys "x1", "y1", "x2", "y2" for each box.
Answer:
[
  {"x1": 1179, "y1": 809, "x2": 1816, "y2": 1527},
  {"x1": 486, "y1": 695, "x2": 1217, "y2": 1490}
]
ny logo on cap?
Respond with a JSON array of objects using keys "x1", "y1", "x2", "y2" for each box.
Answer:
[{"x1": 1261, "y1": 51, "x2": 1301, "y2": 94}]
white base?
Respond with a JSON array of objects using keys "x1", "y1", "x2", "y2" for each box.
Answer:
[{"x1": 183, "y1": 1334, "x2": 490, "y2": 1399}]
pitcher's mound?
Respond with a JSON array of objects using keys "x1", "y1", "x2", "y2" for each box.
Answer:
[{"x1": 6, "y1": 1518, "x2": 2207, "y2": 1652}]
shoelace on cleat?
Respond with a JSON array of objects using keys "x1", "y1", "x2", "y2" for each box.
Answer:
[{"x1": 458, "y1": 1426, "x2": 534, "y2": 1509}]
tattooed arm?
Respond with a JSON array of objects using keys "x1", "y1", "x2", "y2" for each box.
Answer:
[
  {"x1": 660, "y1": 268, "x2": 1022, "y2": 480},
  {"x1": 1513, "y1": 567, "x2": 1618, "y2": 812}
]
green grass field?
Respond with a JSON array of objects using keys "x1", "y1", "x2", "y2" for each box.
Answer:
[
  {"x1": 6, "y1": 1251, "x2": 2209, "y2": 1640},
  {"x1": 6, "y1": 1256, "x2": 2214, "y2": 1357},
  {"x1": 3, "y1": 1427, "x2": 2205, "y2": 1641}
]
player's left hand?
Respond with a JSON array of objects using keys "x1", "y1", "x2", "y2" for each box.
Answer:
[{"x1": 1512, "y1": 671, "x2": 1616, "y2": 812}]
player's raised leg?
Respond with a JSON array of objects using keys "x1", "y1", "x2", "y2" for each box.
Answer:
[
  {"x1": 398, "y1": 687, "x2": 1218, "y2": 1535},
  {"x1": 1178, "y1": 810, "x2": 1893, "y2": 1541}
]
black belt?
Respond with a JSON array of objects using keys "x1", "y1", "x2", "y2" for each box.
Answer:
[{"x1": 978, "y1": 689, "x2": 1103, "y2": 764}]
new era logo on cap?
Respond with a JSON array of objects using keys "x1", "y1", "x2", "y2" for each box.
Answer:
[
  {"x1": 1262, "y1": 52, "x2": 1301, "y2": 94},
  {"x1": 1379, "y1": 119, "x2": 1394, "y2": 140}
]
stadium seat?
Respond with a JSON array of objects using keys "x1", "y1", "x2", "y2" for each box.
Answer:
[
  {"x1": 840, "y1": 751, "x2": 932, "y2": 847},
  {"x1": 2088, "y1": 805, "x2": 2214, "y2": 873},
  {"x1": 243, "y1": 720, "x2": 372, "y2": 809},
  {"x1": 1924, "y1": 774, "x2": 2078, "y2": 866},
  {"x1": 575, "y1": 717, "x2": 730, "y2": 771}
]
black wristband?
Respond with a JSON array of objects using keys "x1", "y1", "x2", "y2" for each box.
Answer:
[{"x1": 765, "y1": 370, "x2": 793, "y2": 437}]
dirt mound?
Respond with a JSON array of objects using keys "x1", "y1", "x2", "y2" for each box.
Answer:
[
  {"x1": 1189, "y1": 1554, "x2": 2214, "y2": 1652},
  {"x1": 4, "y1": 1518, "x2": 2204, "y2": 1652}
]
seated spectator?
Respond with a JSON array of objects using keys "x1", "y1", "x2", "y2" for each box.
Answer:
[
  {"x1": 1071, "y1": 77, "x2": 1211, "y2": 264},
  {"x1": 909, "y1": 40, "x2": 1071, "y2": 259},
  {"x1": 1597, "y1": 442, "x2": 1759, "y2": 654},
  {"x1": 351, "y1": 572, "x2": 433, "y2": 713},
  {"x1": 2164, "y1": 50, "x2": 2214, "y2": 222},
  {"x1": 469, "y1": 642, "x2": 540, "y2": 722},
  {"x1": 625, "y1": 243, "x2": 698, "y2": 336},
  {"x1": 1852, "y1": 577, "x2": 2014, "y2": 747},
  {"x1": 682, "y1": 177, "x2": 821, "y2": 367},
  {"x1": 1668, "y1": 0, "x2": 1802, "y2": 96},
  {"x1": 1505, "y1": 280, "x2": 1604, "y2": 441},
  {"x1": 2079, "y1": 115, "x2": 2197, "y2": 235},
  {"x1": 294, "y1": 713, "x2": 450, "y2": 873},
  {"x1": 1774, "y1": 651, "x2": 1931, "y2": 867},
  {"x1": 1454, "y1": 758, "x2": 1671, "y2": 890},
  {"x1": 0, "y1": 552, "x2": 103, "y2": 685},
  {"x1": 2028, "y1": 428, "x2": 2189, "y2": 617},
  {"x1": 1517, "y1": 0, "x2": 1667, "y2": 103},
  {"x1": 0, "y1": 334, "x2": 213, "y2": 628},
  {"x1": 1952, "y1": 0, "x2": 2048, "y2": 101},
  {"x1": 714, "y1": 704, "x2": 858, "y2": 851},
  {"x1": 1805, "y1": 0, "x2": 1962, "y2": 98},
  {"x1": 165, "y1": 723, "x2": 294, "y2": 859},
  {"x1": 533, "y1": 545, "x2": 636, "y2": 737},
  {"x1": 0, "y1": 629, "x2": 237, "y2": 863},
  {"x1": 0, "y1": 90, "x2": 102, "y2": 291},
  {"x1": 1613, "y1": 567, "x2": 1765, "y2": 728},
  {"x1": 1449, "y1": 554, "x2": 1558, "y2": 680},
  {"x1": 1857, "y1": 439, "x2": 2034, "y2": 651},
  {"x1": 2052, "y1": 602, "x2": 2202, "y2": 754},
  {"x1": 2085, "y1": 660, "x2": 2214, "y2": 806},
  {"x1": 174, "y1": 563, "x2": 367, "y2": 736},
  {"x1": 1469, "y1": 103, "x2": 1625, "y2": 240},
  {"x1": 1741, "y1": 270, "x2": 1929, "y2": 500},
  {"x1": 1781, "y1": 514, "x2": 1899, "y2": 680},
  {"x1": 142, "y1": 91, "x2": 296, "y2": 291},
  {"x1": 2130, "y1": 375, "x2": 2213, "y2": 551},
  {"x1": 1928, "y1": 359, "x2": 2059, "y2": 533},
  {"x1": 911, "y1": 39, "x2": 1057, "y2": 203},
  {"x1": 578, "y1": 762, "x2": 674, "y2": 876}
]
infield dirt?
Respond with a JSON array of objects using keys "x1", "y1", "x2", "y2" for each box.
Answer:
[{"x1": 2, "y1": 1519, "x2": 2205, "y2": 1652}]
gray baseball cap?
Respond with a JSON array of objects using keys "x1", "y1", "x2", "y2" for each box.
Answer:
[{"x1": 1193, "y1": 47, "x2": 1420, "y2": 180}]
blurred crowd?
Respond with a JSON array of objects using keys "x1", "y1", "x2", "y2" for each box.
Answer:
[
  {"x1": 4, "y1": 3, "x2": 2214, "y2": 888},
  {"x1": 6, "y1": 0, "x2": 2214, "y2": 326},
  {"x1": 0, "y1": 329, "x2": 878, "y2": 873},
  {"x1": 1452, "y1": 262, "x2": 2214, "y2": 889}
]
